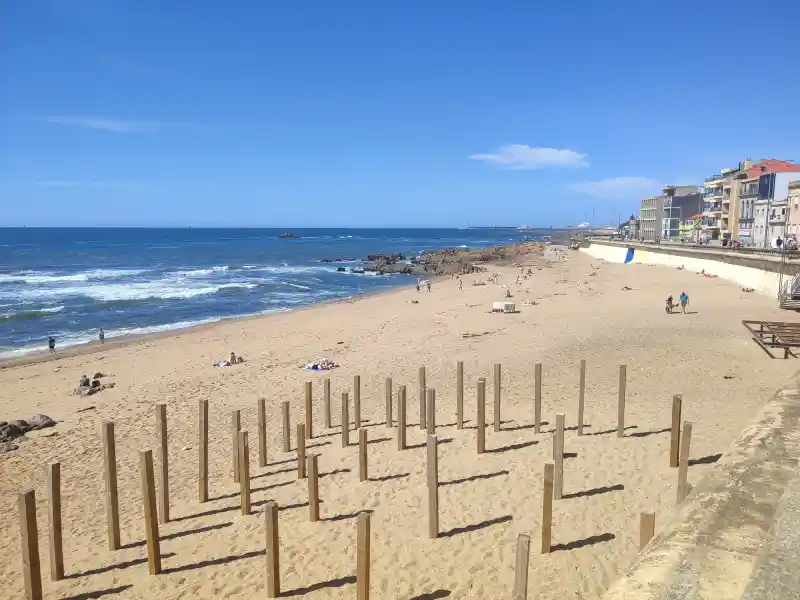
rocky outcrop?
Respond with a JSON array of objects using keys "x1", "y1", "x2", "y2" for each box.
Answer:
[
  {"x1": 362, "y1": 242, "x2": 546, "y2": 276},
  {"x1": 321, "y1": 257, "x2": 356, "y2": 263},
  {"x1": 0, "y1": 414, "x2": 56, "y2": 452}
]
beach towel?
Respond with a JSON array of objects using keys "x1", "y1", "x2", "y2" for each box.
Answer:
[{"x1": 624, "y1": 247, "x2": 635, "y2": 264}]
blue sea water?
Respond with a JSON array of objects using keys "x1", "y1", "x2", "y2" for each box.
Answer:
[{"x1": 0, "y1": 228, "x2": 533, "y2": 357}]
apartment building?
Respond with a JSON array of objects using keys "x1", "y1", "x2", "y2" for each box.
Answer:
[
  {"x1": 638, "y1": 186, "x2": 701, "y2": 241},
  {"x1": 662, "y1": 186, "x2": 701, "y2": 240},
  {"x1": 787, "y1": 180, "x2": 800, "y2": 240},
  {"x1": 639, "y1": 195, "x2": 663, "y2": 241},
  {"x1": 742, "y1": 160, "x2": 800, "y2": 247}
]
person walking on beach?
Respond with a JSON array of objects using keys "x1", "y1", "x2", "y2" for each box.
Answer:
[
  {"x1": 679, "y1": 291, "x2": 689, "y2": 314},
  {"x1": 99, "y1": 328, "x2": 105, "y2": 344},
  {"x1": 426, "y1": 281, "x2": 431, "y2": 292},
  {"x1": 48, "y1": 336, "x2": 56, "y2": 354},
  {"x1": 458, "y1": 279, "x2": 463, "y2": 291}
]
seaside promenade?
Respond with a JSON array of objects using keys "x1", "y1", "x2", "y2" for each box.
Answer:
[{"x1": 1, "y1": 248, "x2": 798, "y2": 599}]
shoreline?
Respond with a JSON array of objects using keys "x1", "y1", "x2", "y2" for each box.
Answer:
[
  {"x1": 1, "y1": 238, "x2": 544, "y2": 369},
  {"x1": 0, "y1": 281, "x2": 420, "y2": 369}
]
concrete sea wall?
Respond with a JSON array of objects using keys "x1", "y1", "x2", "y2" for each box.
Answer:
[
  {"x1": 601, "y1": 377, "x2": 800, "y2": 599},
  {"x1": 580, "y1": 241, "x2": 785, "y2": 298}
]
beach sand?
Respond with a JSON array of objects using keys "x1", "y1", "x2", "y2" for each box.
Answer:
[{"x1": 1, "y1": 249, "x2": 797, "y2": 600}]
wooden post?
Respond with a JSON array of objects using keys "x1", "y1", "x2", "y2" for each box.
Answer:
[
  {"x1": 534, "y1": 363, "x2": 542, "y2": 434},
  {"x1": 577, "y1": 360, "x2": 586, "y2": 436},
  {"x1": 456, "y1": 361, "x2": 464, "y2": 430},
  {"x1": 477, "y1": 378, "x2": 486, "y2": 454},
  {"x1": 139, "y1": 450, "x2": 161, "y2": 575},
  {"x1": 639, "y1": 512, "x2": 655, "y2": 550},
  {"x1": 426, "y1": 388, "x2": 436, "y2": 436},
  {"x1": 541, "y1": 463, "x2": 554, "y2": 554},
  {"x1": 677, "y1": 421, "x2": 693, "y2": 504},
  {"x1": 669, "y1": 394, "x2": 682, "y2": 468},
  {"x1": 419, "y1": 366, "x2": 427, "y2": 430},
  {"x1": 354, "y1": 375, "x2": 362, "y2": 429},
  {"x1": 239, "y1": 431, "x2": 251, "y2": 515},
  {"x1": 554, "y1": 414, "x2": 565, "y2": 500},
  {"x1": 341, "y1": 392, "x2": 350, "y2": 447},
  {"x1": 305, "y1": 381, "x2": 313, "y2": 439},
  {"x1": 385, "y1": 377, "x2": 393, "y2": 427},
  {"x1": 232, "y1": 409, "x2": 241, "y2": 482},
  {"x1": 397, "y1": 386, "x2": 407, "y2": 450},
  {"x1": 359, "y1": 428, "x2": 368, "y2": 482},
  {"x1": 427, "y1": 434, "x2": 439, "y2": 539},
  {"x1": 617, "y1": 365, "x2": 627, "y2": 438},
  {"x1": 199, "y1": 399, "x2": 209, "y2": 502},
  {"x1": 18, "y1": 489, "x2": 42, "y2": 600},
  {"x1": 357, "y1": 512, "x2": 371, "y2": 600},
  {"x1": 297, "y1": 424, "x2": 307, "y2": 479},
  {"x1": 47, "y1": 462, "x2": 64, "y2": 581},
  {"x1": 156, "y1": 403, "x2": 169, "y2": 524},
  {"x1": 513, "y1": 534, "x2": 531, "y2": 600},
  {"x1": 281, "y1": 402, "x2": 290, "y2": 452},
  {"x1": 257, "y1": 397, "x2": 267, "y2": 468},
  {"x1": 324, "y1": 377, "x2": 332, "y2": 429},
  {"x1": 493, "y1": 363, "x2": 502, "y2": 432},
  {"x1": 264, "y1": 501, "x2": 280, "y2": 598},
  {"x1": 308, "y1": 455, "x2": 320, "y2": 522},
  {"x1": 101, "y1": 421, "x2": 120, "y2": 550}
]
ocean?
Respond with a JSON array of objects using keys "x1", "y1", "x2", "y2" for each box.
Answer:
[{"x1": 0, "y1": 228, "x2": 533, "y2": 358}]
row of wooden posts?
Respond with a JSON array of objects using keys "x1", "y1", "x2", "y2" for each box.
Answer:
[{"x1": 17, "y1": 362, "x2": 696, "y2": 600}]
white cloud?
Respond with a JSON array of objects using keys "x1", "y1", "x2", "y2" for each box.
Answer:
[
  {"x1": 34, "y1": 181, "x2": 158, "y2": 192},
  {"x1": 45, "y1": 116, "x2": 161, "y2": 133},
  {"x1": 568, "y1": 177, "x2": 662, "y2": 199},
  {"x1": 470, "y1": 144, "x2": 588, "y2": 170}
]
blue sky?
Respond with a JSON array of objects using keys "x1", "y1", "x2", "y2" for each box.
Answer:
[{"x1": 2, "y1": 0, "x2": 799, "y2": 228}]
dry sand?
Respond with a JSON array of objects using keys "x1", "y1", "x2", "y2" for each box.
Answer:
[{"x1": 1, "y1": 249, "x2": 798, "y2": 600}]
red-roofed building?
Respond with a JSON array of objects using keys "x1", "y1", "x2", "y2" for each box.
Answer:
[
  {"x1": 738, "y1": 159, "x2": 800, "y2": 247},
  {"x1": 745, "y1": 159, "x2": 800, "y2": 179}
]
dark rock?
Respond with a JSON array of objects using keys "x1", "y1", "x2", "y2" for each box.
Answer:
[
  {"x1": 0, "y1": 422, "x2": 24, "y2": 443},
  {"x1": 0, "y1": 442, "x2": 19, "y2": 453},
  {"x1": 336, "y1": 267, "x2": 346, "y2": 272},
  {"x1": 91, "y1": 379, "x2": 101, "y2": 388},
  {"x1": 8, "y1": 419, "x2": 28, "y2": 431},
  {"x1": 321, "y1": 258, "x2": 356, "y2": 263},
  {"x1": 26, "y1": 414, "x2": 56, "y2": 430},
  {"x1": 93, "y1": 372, "x2": 104, "y2": 379},
  {"x1": 366, "y1": 253, "x2": 406, "y2": 264}
]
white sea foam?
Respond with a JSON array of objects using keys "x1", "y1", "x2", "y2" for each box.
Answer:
[
  {"x1": 2, "y1": 281, "x2": 258, "y2": 302},
  {"x1": 283, "y1": 282, "x2": 313, "y2": 290},
  {"x1": 0, "y1": 268, "x2": 148, "y2": 284},
  {"x1": 175, "y1": 266, "x2": 230, "y2": 277}
]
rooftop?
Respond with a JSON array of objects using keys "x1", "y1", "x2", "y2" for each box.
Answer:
[{"x1": 745, "y1": 159, "x2": 800, "y2": 178}]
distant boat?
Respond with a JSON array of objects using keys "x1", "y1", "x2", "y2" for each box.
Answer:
[{"x1": 278, "y1": 233, "x2": 301, "y2": 239}]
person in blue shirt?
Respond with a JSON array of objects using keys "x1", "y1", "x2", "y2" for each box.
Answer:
[{"x1": 679, "y1": 292, "x2": 689, "y2": 314}]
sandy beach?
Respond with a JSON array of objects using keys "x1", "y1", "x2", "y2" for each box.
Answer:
[{"x1": 1, "y1": 248, "x2": 797, "y2": 600}]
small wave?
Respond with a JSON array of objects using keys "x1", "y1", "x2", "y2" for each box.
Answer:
[
  {"x1": 3, "y1": 282, "x2": 258, "y2": 302},
  {"x1": 175, "y1": 265, "x2": 229, "y2": 278},
  {"x1": 0, "y1": 268, "x2": 147, "y2": 284},
  {"x1": 0, "y1": 272, "x2": 88, "y2": 284},
  {"x1": 254, "y1": 265, "x2": 330, "y2": 274},
  {"x1": 0, "y1": 306, "x2": 65, "y2": 322},
  {"x1": 283, "y1": 282, "x2": 313, "y2": 290}
]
